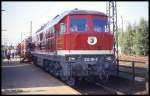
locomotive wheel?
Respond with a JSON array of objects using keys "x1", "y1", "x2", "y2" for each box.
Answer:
[
  {"x1": 33, "y1": 57, "x2": 38, "y2": 66},
  {"x1": 45, "y1": 64, "x2": 49, "y2": 72},
  {"x1": 66, "y1": 77, "x2": 75, "y2": 86},
  {"x1": 60, "y1": 75, "x2": 66, "y2": 81},
  {"x1": 32, "y1": 57, "x2": 35, "y2": 64},
  {"x1": 59, "y1": 70, "x2": 66, "y2": 81},
  {"x1": 55, "y1": 70, "x2": 60, "y2": 77},
  {"x1": 48, "y1": 64, "x2": 52, "y2": 73},
  {"x1": 99, "y1": 71, "x2": 109, "y2": 83},
  {"x1": 54, "y1": 63, "x2": 60, "y2": 77},
  {"x1": 43, "y1": 62, "x2": 46, "y2": 71},
  {"x1": 59, "y1": 72, "x2": 75, "y2": 86},
  {"x1": 99, "y1": 74, "x2": 108, "y2": 82}
]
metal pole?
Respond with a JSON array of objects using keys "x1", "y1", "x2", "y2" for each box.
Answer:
[
  {"x1": 115, "y1": 2, "x2": 119, "y2": 76},
  {"x1": 2, "y1": 30, "x2": 7, "y2": 46},
  {"x1": 121, "y1": 16, "x2": 123, "y2": 36},
  {"x1": 30, "y1": 21, "x2": 32, "y2": 36},
  {"x1": 106, "y1": 1, "x2": 119, "y2": 76},
  {"x1": 2, "y1": 10, "x2": 7, "y2": 47},
  {"x1": 132, "y1": 61, "x2": 135, "y2": 90},
  {"x1": 21, "y1": 32, "x2": 22, "y2": 42},
  {"x1": 120, "y1": 16, "x2": 123, "y2": 54},
  {"x1": 20, "y1": 32, "x2": 22, "y2": 62}
]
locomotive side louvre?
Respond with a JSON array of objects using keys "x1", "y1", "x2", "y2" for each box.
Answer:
[{"x1": 30, "y1": 9, "x2": 116, "y2": 86}]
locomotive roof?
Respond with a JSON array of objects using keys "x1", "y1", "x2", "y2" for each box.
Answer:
[
  {"x1": 68, "y1": 9, "x2": 106, "y2": 16},
  {"x1": 36, "y1": 9, "x2": 107, "y2": 33}
]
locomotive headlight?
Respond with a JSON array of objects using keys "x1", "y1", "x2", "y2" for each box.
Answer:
[
  {"x1": 66, "y1": 56, "x2": 76, "y2": 61},
  {"x1": 68, "y1": 57, "x2": 76, "y2": 61},
  {"x1": 105, "y1": 56, "x2": 113, "y2": 62},
  {"x1": 87, "y1": 36, "x2": 97, "y2": 45},
  {"x1": 90, "y1": 39, "x2": 94, "y2": 43},
  {"x1": 105, "y1": 56, "x2": 112, "y2": 61}
]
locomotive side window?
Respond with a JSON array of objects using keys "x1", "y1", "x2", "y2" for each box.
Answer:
[
  {"x1": 70, "y1": 18, "x2": 87, "y2": 32},
  {"x1": 93, "y1": 18, "x2": 108, "y2": 32},
  {"x1": 36, "y1": 35, "x2": 39, "y2": 41},
  {"x1": 46, "y1": 30, "x2": 49, "y2": 39},
  {"x1": 51, "y1": 27, "x2": 55, "y2": 33},
  {"x1": 60, "y1": 23, "x2": 66, "y2": 33},
  {"x1": 40, "y1": 33, "x2": 43, "y2": 41}
]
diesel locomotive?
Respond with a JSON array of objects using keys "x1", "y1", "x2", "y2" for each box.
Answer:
[{"x1": 19, "y1": 9, "x2": 116, "y2": 86}]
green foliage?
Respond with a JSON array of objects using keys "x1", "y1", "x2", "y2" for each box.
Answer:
[
  {"x1": 135, "y1": 18, "x2": 149, "y2": 56},
  {"x1": 118, "y1": 18, "x2": 148, "y2": 56}
]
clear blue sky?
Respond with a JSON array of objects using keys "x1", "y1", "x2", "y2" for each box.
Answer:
[{"x1": 2, "y1": 1, "x2": 148, "y2": 46}]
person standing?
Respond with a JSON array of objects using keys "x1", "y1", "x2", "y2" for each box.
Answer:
[
  {"x1": 11, "y1": 48, "x2": 15, "y2": 59},
  {"x1": 7, "y1": 49, "x2": 11, "y2": 61},
  {"x1": 5, "y1": 49, "x2": 7, "y2": 59}
]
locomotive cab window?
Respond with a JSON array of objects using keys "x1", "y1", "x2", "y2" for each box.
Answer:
[
  {"x1": 70, "y1": 18, "x2": 87, "y2": 32},
  {"x1": 60, "y1": 23, "x2": 66, "y2": 33},
  {"x1": 93, "y1": 18, "x2": 108, "y2": 32}
]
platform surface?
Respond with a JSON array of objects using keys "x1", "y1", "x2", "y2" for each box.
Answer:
[{"x1": 2, "y1": 58, "x2": 80, "y2": 95}]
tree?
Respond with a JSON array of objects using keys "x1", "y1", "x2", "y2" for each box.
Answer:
[
  {"x1": 120, "y1": 23, "x2": 135, "y2": 55},
  {"x1": 135, "y1": 18, "x2": 149, "y2": 56},
  {"x1": 132, "y1": 23, "x2": 137, "y2": 55},
  {"x1": 118, "y1": 18, "x2": 148, "y2": 56}
]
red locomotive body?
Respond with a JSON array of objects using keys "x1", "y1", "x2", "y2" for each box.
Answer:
[
  {"x1": 30, "y1": 9, "x2": 116, "y2": 86},
  {"x1": 57, "y1": 15, "x2": 113, "y2": 51},
  {"x1": 19, "y1": 40, "x2": 27, "y2": 57},
  {"x1": 18, "y1": 37, "x2": 32, "y2": 58}
]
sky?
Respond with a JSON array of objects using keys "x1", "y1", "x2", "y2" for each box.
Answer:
[{"x1": 2, "y1": 1, "x2": 148, "y2": 46}]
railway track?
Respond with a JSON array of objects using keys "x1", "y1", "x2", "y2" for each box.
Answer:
[
  {"x1": 37, "y1": 64, "x2": 147, "y2": 95},
  {"x1": 33, "y1": 58, "x2": 147, "y2": 95},
  {"x1": 71, "y1": 75, "x2": 147, "y2": 95},
  {"x1": 72, "y1": 77, "x2": 126, "y2": 95},
  {"x1": 73, "y1": 80, "x2": 113, "y2": 95},
  {"x1": 95, "y1": 82, "x2": 125, "y2": 95}
]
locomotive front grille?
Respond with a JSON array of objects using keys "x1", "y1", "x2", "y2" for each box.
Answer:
[
  {"x1": 65, "y1": 54, "x2": 115, "y2": 76},
  {"x1": 65, "y1": 55, "x2": 114, "y2": 64}
]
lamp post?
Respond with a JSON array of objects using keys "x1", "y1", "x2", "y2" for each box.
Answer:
[
  {"x1": 30, "y1": 21, "x2": 32, "y2": 36},
  {"x1": 20, "y1": 32, "x2": 23, "y2": 61},
  {"x1": 121, "y1": 16, "x2": 123, "y2": 37}
]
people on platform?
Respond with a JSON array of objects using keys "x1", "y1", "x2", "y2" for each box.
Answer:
[
  {"x1": 6, "y1": 49, "x2": 11, "y2": 61},
  {"x1": 11, "y1": 48, "x2": 15, "y2": 59}
]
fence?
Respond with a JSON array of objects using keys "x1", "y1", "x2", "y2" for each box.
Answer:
[{"x1": 117, "y1": 59, "x2": 149, "y2": 93}]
